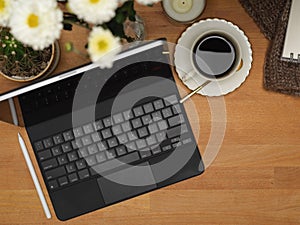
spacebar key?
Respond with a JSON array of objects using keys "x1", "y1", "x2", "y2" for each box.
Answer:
[{"x1": 91, "y1": 152, "x2": 140, "y2": 174}]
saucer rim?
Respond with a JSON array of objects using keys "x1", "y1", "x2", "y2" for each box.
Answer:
[{"x1": 174, "y1": 18, "x2": 253, "y2": 97}]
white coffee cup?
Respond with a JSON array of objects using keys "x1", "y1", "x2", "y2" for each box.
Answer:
[{"x1": 189, "y1": 30, "x2": 243, "y2": 82}]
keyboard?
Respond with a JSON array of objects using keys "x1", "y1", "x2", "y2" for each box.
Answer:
[{"x1": 33, "y1": 94, "x2": 193, "y2": 191}]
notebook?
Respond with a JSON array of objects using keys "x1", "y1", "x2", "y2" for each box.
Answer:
[{"x1": 282, "y1": 0, "x2": 300, "y2": 62}]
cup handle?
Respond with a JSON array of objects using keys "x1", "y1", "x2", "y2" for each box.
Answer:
[{"x1": 236, "y1": 59, "x2": 243, "y2": 72}]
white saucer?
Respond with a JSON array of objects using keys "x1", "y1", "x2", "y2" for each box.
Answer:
[{"x1": 174, "y1": 18, "x2": 253, "y2": 96}]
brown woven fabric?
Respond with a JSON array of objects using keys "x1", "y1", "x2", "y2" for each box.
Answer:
[{"x1": 239, "y1": 0, "x2": 300, "y2": 96}]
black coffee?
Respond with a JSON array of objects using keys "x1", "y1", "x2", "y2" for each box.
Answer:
[{"x1": 192, "y1": 34, "x2": 236, "y2": 79}]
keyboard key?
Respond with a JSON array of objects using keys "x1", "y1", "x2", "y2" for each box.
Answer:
[
  {"x1": 151, "y1": 145, "x2": 161, "y2": 155},
  {"x1": 112, "y1": 125, "x2": 122, "y2": 135},
  {"x1": 106, "y1": 149, "x2": 117, "y2": 159},
  {"x1": 133, "y1": 106, "x2": 144, "y2": 117},
  {"x1": 66, "y1": 163, "x2": 76, "y2": 173},
  {"x1": 116, "y1": 146, "x2": 127, "y2": 156},
  {"x1": 171, "y1": 137, "x2": 181, "y2": 143},
  {"x1": 34, "y1": 141, "x2": 44, "y2": 151},
  {"x1": 58, "y1": 176, "x2": 68, "y2": 186},
  {"x1": 143, "y1": 102, "x2": 154, "y2": 113},
  {"x1": 87, "y1": 144, "x2": 98, "y2": 155},
  {"x1": 101, "y1": 128, "x2": 112, "y2": 139},
  {"x1": 117, "y1": 134, "x2": 128, "y2": 144},
  {"x1": 45, "y1": 166, "x2": 66, "y2": 180},
  {"x1": 71, "y1": 139, "x2": 83, "y2": 149},
  {"x1": 181, "y1": 124, "x2": 188, "y2": 134},
  {"x1": 58, "y1": 155, "x2": 68, "y2": 165},
  {"x1": 156, "y1": 132, "x2": 166, "y2": 142},
  {"x1": 42, "y1": 158, "x2": 58, "y2": 170},
  {"x1": 78, "y1": 169, "x2": 90, "y2": 180},
  {"x1": 93, "y1": 120, "x2": 103, "y2": 131},
  {"x1": 142, "y1": 114, "x2": 152, "y2": 125},
  {"x1": 164, "y1": 95, "x2": 178, "y2": 106},
  {"x1": 126, "y1": 142, "x2": 137, "y2": 152},
  {"x1": 68, "y1": 173, "x2": 79, "y2": 183},
  {"x1": 86, "y1": 155, "x2": 97, "y2": 166},
  {"x1": 38, "y1": 149, "x2": 52, "y2": 161},
  {"x1": 53, "y1": 134, "x2": 64, "y2": 145},
  {"x1": 83, "y1": 123, "x2": 94, "y2": 134},
  {"x1": 162, "y1": 145, "x2": 172, "y2": 152},
  {"x1": 61, "y1": 142, "x2": 72, "y2": 153},
  {"x1": 107, "y1": 137, "x2": 118, "y2": 148},
  {"x1": 48, "y1": 180, "x2": 58, "y2": 190},
  {"x1": 43, "y1": 138, "x2": 54, "y2": 148},
  {"x1": 146, "y1": 135, "x2": 157, "y2": 146},
  {"x1": 137, "y1": 127, "x2": 149, "y2": 138},
  {"x1": 78, "y1": 148, "x2": 88, "y2": 158},
  {"x1": 167, "y1": 126, "x2": 183, "y2": 139},
  {"x1": 96, "y1": 152, "x2": 106, "y2": 163},
  {"x1": 113, "y1": 113, "x2": 124, "y2": 124},
  {"x1": 153, "y1": 99, "x2": 164, "y2": 110},
  {"x1": 103, "y1": 117, "x2": 112, "y2": 127},
  {"x1": 63, "y1": 130, "x2": 74, "y2": 141},
  {"x1": 51, "y1": 146, "x2": 62, "y2": 156},
  {"x1": 82, "y1": 136, "x2": 93, "y2": 146},
  {"x1": 76, "y1": 159, "x2": 87, "y2": 170},
  {"x1": 91, "y1": 152, "x2": 140, "y2": 174},
  {"x1": 97, "y1": 142, "x2": 107, "y2": 151},
  {"x1": 121, "y1": 121, "x2": 131, "y2": 132},
  {"x1": 158, "y1": 120, "x2": 168, "y2": 131},
  {"x1": 148, "y1": 123, "x2": 158, "y2": 134},
  {"x1": 67, "y1": 151, "x2": 78, "y2": 162},
  {"x1": 139, "y1": 148, "x2": 152, "y2": 159},
  {"x1": 162, "y1": 107, "x2": 173, "y2": 118},
  {"x1": 152, "y1": 111, "x2": 162, "y2": 121},
  {"x1": 131, "y1": 118, "x2": 142, "y2": 129},
  {"x1": 127, "y1": 131, "x2": 138, "y2": 141},
  {"x1": 173, "y1": 142, "x2": 182, "y2": 148},
  {"x1": 182, "y1": 138, "x2": 192, "y2": 145},
  {"x1": 91, "y1": 132, "x2": 101, "y2": 142},
  {"x1": 168, "y1": 115, "x2": 182, "y2": 127},
  {"x1": 73, "y1": 127, "x2": 84, "y2": 138},
  {"x1": 172, "y1": 104, "x2": 182, "y2": 114},
  {"x1": 136, "y1": 139, "x2": 147, "y2": 149},
  {"x1": 123, "y1": 110, "x2": 132, "y2": 120}
]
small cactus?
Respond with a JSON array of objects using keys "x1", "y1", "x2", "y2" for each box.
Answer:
[{"x1": 0, "y1": 28, "x2": 52, "y2": 79}]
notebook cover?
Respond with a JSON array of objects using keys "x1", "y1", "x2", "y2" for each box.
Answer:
[{"x1": 282, "y1": 0, "x2": 300, "y2": 61}]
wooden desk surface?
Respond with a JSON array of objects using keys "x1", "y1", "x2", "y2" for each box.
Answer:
[{"x1": 1, "y1": 0, "x2": 300, "y2": 224}]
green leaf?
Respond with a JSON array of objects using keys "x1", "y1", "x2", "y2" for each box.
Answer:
[{"x1": 115, "y1": 13, "x2": 126, "y2": 24}]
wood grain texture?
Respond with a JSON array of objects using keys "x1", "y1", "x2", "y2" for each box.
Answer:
[{"x1": 0, "y1": 0, "x2": 300, "y2": 224}]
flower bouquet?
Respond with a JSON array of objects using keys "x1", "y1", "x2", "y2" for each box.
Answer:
[{"x1": 0, "y1": 0, "x2": 161, "y2": 81}]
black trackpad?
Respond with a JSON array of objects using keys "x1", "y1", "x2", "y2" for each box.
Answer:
[{"x1": 97, "y1": 162, "x2": 157, "y2": 205}]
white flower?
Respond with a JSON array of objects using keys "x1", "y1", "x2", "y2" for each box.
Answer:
[
  {"x1": 68, "y1": 0, "x2": 119, "y2": 25},
  {"x1": 9, "y1": 0, "x2": 63, "y2": 50},
  {"x1": 88, "y1": 27, "x2": 121, "y2": 69},
  {"x1": 0, "y1": 0, "x2": 12, "y2": 26},
  {"x1": 135, "y1": 0, "x2": 161, "y2": 5}
]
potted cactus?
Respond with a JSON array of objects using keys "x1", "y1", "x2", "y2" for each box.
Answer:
[{"x1": 0, "y1": 28, "x2": 60, "y2": 82}]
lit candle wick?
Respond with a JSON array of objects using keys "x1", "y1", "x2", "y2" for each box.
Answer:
[{"x1": 172, "y1": 0, "x2": 193, "y2": 14}]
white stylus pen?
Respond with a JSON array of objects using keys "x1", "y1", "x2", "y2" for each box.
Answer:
[
  {"x1": 8, "y1": 98, "x2": 18, "y2": 126},
  {"x1": 18, "y1": 133, "x2": 51, "y2": 219}
]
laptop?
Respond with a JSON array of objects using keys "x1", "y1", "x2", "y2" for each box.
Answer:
[{"x1": 0, "y1": 40, "x2": 204, "y2": 220}]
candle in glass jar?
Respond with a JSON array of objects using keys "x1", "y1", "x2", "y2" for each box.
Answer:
[{"x1": 162, "y1": 0, "x2": 206, "y2": 23}]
